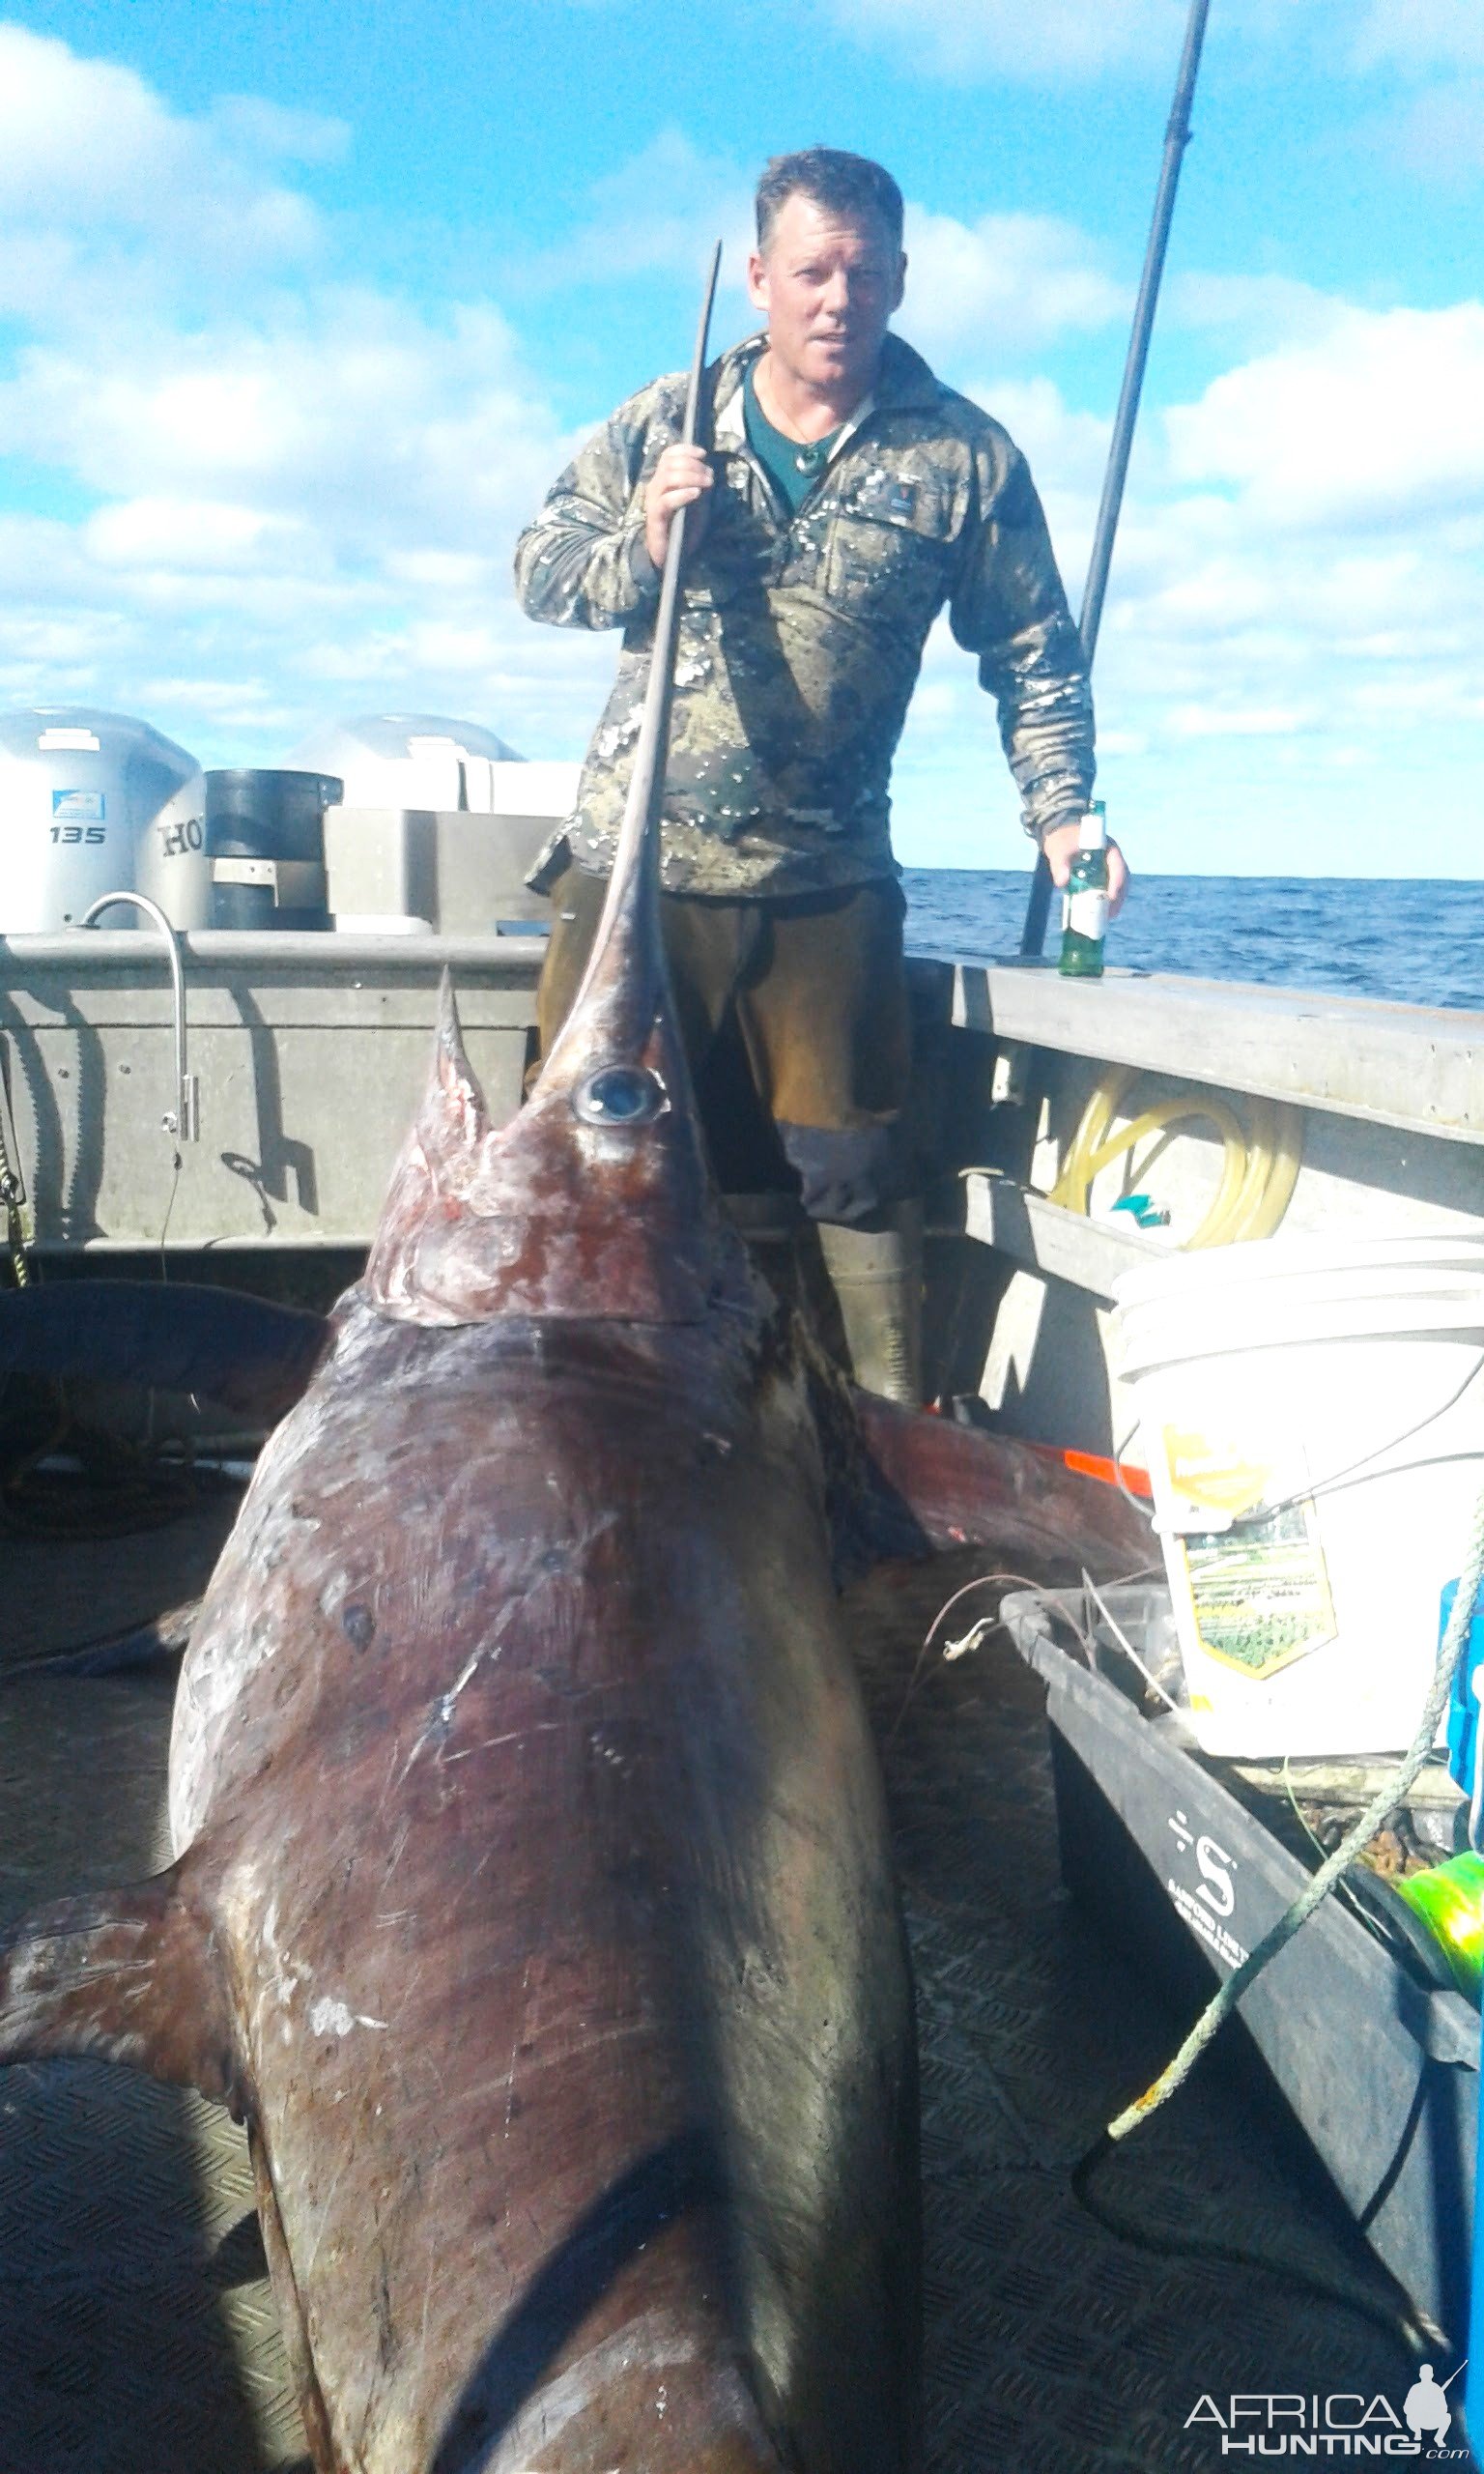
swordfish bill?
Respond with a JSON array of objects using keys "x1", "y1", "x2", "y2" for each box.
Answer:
[
  {"x1": 546, "y1": 232, "x2": 722, "y2": 1078},
  {"x1": 0, "y1": 242, "x2": 926, "y2": 2474}
]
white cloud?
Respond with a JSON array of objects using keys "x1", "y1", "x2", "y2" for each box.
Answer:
[
  {"x1": 0, "y1": 34, "x2": 1479, "y2": 879},
  {"x1": 1165, "y1": 301, "x2": 1484, "y2": 527},
  {"x1": 0, "y1": 23, "x2": 333, "y2": 287},
  {"x1": 0, "y1": 48, "x2": 1130, "y2": 777},
  {"x1": 954, "y1": 374, "x2": 1111, "y2": 492},
  {"x1": 1351, "y1": 0, "x2": 1484, "y2": 72},
  {"x1": 83, "y1": 499, "x2": 315, "y2": 575},
  {"x1": 519, "y1": 130, "x2": 754, "y2": 296},
  {"x1": 0, "y1": 30, "x2": 610, "y2": 764},
  {"x1": 0, "y1": 293, "x2": 556, "y2": 527},
  {"x1": 818, "y1": 0, "x2": 1484, "y2": 86},
  {"x1": 209, "y1": 96, "x2": 352, "y2": 166},
  {"x1": 817, "y1": 0, "x2": 1185, "y2": 79},
  {"x1": 0, "y1": 275, "x2": 605, "y2": 758},
  {"x1": 896, "y1": 283, "x2": 1484, "y2": 856},
  {"x1": 1167, "y1": 271, "x2": 1349, "y2": 353},
  {"x1": 1168, "y1": 702, "x2": 1315, "y2": 739},
  {"x1": 1074, "y1": 310, "x2": 1484, "y2": 809},
  {"x1": 902, "y1": 209, "x2": 1127, "y2": 359}
]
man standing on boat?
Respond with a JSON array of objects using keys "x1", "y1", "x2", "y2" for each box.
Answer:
[{"x1": 516, "y1": 147, "x2": 1125, "y2": 1401}]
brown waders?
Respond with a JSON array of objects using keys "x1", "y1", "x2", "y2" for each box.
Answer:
[{"x1": 535, "y1": 861, "x2": 924, "y2": 1402}]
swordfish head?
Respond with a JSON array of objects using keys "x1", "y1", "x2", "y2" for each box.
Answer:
[{"x1": 362, "y1": 826, "x2": 759, "y2": 1333}]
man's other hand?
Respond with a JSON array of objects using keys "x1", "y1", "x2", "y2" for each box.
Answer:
[
  {"x1": 1042, "y1": 819, "x2": 1129, "y2": 918},
  {"x1": 644, "y1": 444, "x2": 714, "y2": 569}
]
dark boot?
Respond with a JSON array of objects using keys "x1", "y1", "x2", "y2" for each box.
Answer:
[{"x1": 816, "y1": 1203, "x2": 924, "y2": 1407}]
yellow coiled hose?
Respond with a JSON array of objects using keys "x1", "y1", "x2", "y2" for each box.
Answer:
[{"x1": 1048, "y1": 1066, "x2": 1303, "y2": 1248}]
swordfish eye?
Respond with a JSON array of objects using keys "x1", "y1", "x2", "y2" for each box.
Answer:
[{"x1": 572, "y1": 1064, "x2": 669, "y2": 1127}]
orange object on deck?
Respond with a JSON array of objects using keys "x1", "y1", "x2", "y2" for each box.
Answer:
[{"x1": 1041, "y1": 1445, "x2": 1154, "y2": 1500}]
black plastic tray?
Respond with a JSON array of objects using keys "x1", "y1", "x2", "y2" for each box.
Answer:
[{"x1": 1002, "y1": 1583, "x2": 1478, "y2": 2347}]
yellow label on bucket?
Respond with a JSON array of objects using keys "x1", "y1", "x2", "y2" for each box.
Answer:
[
  {"x1": 1162, "y1": 1425, "x2": 1337, "y2": 1680},
  {"x1": 1164, "y1": 1428, "x2": 1273, "y2": 1519}
]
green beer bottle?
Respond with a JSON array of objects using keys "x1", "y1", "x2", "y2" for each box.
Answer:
[{"x1": 1059, "y1": 800, "x2": 1109, "y2": 979}]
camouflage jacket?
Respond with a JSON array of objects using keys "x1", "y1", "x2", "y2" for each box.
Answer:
[{"x1": 514, "y1": 330, "x2": 1094, "y2": 897}]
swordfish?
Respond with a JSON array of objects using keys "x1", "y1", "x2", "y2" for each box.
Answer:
[
  {"x1": 0, "y1": 964, "x2": 1140, "y2": 2474},
  {"x1": 0, "y1": 270, "x2": 1145, "y2": 2473},
  {"x1": 5, "y1": 898, "x2": 932, "y2": 2472}
]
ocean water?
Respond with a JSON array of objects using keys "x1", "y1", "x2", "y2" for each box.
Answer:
[{"x1": 901, "y1": 871, "x2": 1484, "y2": 1015}]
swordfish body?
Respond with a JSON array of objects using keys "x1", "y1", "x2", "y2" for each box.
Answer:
[
  {"x1": 0, "y1": 820, "x2": 923, "y2": 2471},
  {"x1": 0, "y1": 901, "x2": 1146, "y2": 2473},
  {"x1": 168, "y1": 1088, "x2": 920, "y2": 2474}
]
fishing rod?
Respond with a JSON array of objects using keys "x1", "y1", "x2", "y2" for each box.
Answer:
[{"x1": 1019, "y1": 0, "x2": 1213, "y2": 957}]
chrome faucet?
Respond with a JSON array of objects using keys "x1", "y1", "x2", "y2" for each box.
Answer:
[{"x1": 78, "y1": 891, "x2": 200, "y2": 1143}]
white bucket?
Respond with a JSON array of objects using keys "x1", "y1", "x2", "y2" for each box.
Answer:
[{"x1": 1114, "y1": 1238, "x2": 1484, "y2": 1759}]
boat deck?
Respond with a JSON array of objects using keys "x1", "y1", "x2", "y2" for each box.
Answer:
[{"x1": 0, "y1": 1494, "x2": 1429, "y2": 2473}]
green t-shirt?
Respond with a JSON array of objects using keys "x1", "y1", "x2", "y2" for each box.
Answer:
[{"x1": 742, "y1": 360, "x2": 842, "y2": 515}]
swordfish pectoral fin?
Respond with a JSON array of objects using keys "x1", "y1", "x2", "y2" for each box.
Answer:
[
  {"x1": 0, "y1": 1856, "x2": 242, "y2": 2109},
  {"x1": 846, "y1": 1389, "x2": 1153, "y2": 1576}
]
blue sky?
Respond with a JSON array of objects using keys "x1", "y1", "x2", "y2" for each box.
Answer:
[{"x1": 0, "y1": 0, "x2": 1481, "y2": 877}]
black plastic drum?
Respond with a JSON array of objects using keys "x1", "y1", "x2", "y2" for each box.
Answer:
[{"x1": 205, "y1": 770, "x2": 342, "y2": 932}]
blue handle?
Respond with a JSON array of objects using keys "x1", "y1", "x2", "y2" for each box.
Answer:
[{"x1": 1443, "y1": 1576, "x2": 1484, "y2": 1807}]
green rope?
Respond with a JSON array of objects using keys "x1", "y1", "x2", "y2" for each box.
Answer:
[{"x1": 1107, "y1": 1471, "x2": 1484, "y2": 2143}]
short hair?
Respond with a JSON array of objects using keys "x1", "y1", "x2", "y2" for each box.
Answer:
[{"x1": 755, "y1": 149, "x2": 904, "y2": 255}]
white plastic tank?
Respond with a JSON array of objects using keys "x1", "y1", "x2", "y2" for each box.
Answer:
[
  {"x1": 286, "y1": 714, "x2": 578, "y2": 933},
  {"x1": 0, "y1": 707, "x2": 207, "y2": 932},
  {"x1": 283, "y1": 713, "x2": 527, "y2": 814}
]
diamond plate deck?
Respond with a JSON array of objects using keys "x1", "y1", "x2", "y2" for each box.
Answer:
[{"x1": 0, "y1": 1504, "x2": 1434, "y2": 2473}]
